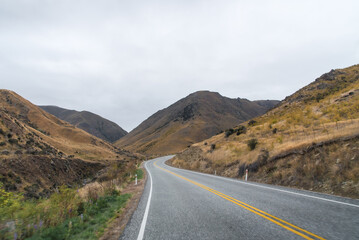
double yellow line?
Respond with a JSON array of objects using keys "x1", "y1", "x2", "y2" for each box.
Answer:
[{"x1": 154, "y1": 161, "x2": 325, "y2": 240}]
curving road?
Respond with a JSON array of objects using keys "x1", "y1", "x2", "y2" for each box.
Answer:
[{"x1": 120, "y1": 156, "x2": 359, "y2": 240}]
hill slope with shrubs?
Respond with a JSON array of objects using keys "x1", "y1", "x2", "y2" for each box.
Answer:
[
  {"x1": 0, "y1": 89, "x2": 138, "y2": 197},
  {"x1": 0, "y1": 90, "x2": 142, "y2": 239},
  {"x1": 116, "y1": 91, "x2": 279, "y2": 155},
  {"x1": 171, "y1": 64, "x2": 359, "y2": 198}
]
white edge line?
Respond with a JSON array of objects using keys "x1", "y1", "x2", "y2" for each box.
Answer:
[
  {"x1": 137, "y1": 161, "x2": 153, "y2": 240},
  {"x1": 164, "y1": 160, "x2": 359, "y2": 208}
]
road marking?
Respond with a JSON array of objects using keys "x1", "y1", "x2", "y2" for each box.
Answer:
[
  {"x1": 155, "y1": 161, "x2": 325, "y2": 240},
  {"x1": 166, "y1": 162, "x2": 359, "y2": 208},
  {"x1": 137, "y1": 161, "x2": 153, "y2": 240}
]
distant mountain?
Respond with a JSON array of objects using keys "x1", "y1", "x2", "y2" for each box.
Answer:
[
  {"x1": 39, "y1": 106, "x2": 127, "y2": 143},
  {"x1": 0, "y1": 90, "x2": 137, "y2": 198},
  {"x1": 115, "y1": 91, "x2": 279, "y2": 155}
]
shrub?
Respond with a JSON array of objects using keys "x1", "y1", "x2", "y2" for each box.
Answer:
[
  {"x1": 8, "y1": 138, "x2": 18, "y2": 145},
  {"x1": 248, "y1": 120, "x2": 257, "y2": 126},
  {"x1": 0, "y1": 182, "x2": 23, "y2": 220},
  {"x1": 211, "y1": 144, "x2": 216, "y2": 151},
  {"x1": 247, "y1": 139, "x2": 258, "y2": 151},
  {"x1": 236, "y1": 126, "x2": 247, "y2": 135},
  {"x1": 0, "y1": 142, "x2": 6, "y2": 146},
  {"x1": 272, "y1": 128, "x2": 278, "y2": 134},
  {"x1": 225, "y1": 128, "x2": 235, "y2": 138}
]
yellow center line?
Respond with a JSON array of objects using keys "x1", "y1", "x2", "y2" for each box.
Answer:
[{"x1": 154, "y1": 161, "x2": 326, "y2": 240}]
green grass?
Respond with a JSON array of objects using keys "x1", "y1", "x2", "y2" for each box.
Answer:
[
  {"x1": 27, "y1": 193, "x2": 131, "y2": 240},
  {"x1": 135, "y1": 169, "x2": 144, "y2": 180}
]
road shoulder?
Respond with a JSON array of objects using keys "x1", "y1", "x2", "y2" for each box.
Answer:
[{"x1": 100, "y1": 165, "x2": 147, "y2": 240}]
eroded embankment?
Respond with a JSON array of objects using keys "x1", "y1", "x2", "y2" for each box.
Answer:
[
  {"x1": 171, "y1": 135, "x2": 359, "y2": 198},
  {"x1": 0, "y1": 156, "x2": 105, "y2": 198}
]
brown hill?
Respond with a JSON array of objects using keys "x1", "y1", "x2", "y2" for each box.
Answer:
[
  {"x1": 0, "y1": 90, "x2": 138, "y2": 198},
  {"x1": 39, "y1": 105, "x2": 127, "y2": 143},
  {"x1": 116, "y1": 91, "x2": 279, "y2": 155},
  {"x1": 171, "y1": 64, "x2": 359, "y2": 198}
]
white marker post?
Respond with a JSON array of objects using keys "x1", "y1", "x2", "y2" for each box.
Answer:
[
  {"x1": 245, "y1": 169, "x2": 248, "y2": 181},
  {"x1": 135, "y1": 174, "x2": 138, "y2": 185}
]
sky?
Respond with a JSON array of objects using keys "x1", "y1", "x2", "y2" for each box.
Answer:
[{"x1": 1, "y1": 0, "x2": 359, "y2": 131}]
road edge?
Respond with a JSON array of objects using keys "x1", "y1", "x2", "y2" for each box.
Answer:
[{"x1": 99, "y1": 163, "x2": 148, "y2": 240}]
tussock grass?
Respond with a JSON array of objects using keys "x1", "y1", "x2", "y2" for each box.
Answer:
[{"x1": 173, "y1": 65, "x2": 359, "y2": 197}]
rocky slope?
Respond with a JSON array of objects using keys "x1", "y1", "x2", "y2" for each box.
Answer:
[
  {"x1": 116, "y1": 91, "x2": 279, "y2": 155},
  {"x1": 40, "y1": 106, "x2": 127, "y2": 143}
]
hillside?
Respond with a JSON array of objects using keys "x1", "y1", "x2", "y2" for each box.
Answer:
[
  {"x1": 0, "y1": 90, "x2": 138, "y2": 198},
  {"x1": 171, "y1": 64, "x2": 359, "y2": 198},
  {"x1": 115, "y1": 91, "x2": 279, "y2": 155},
  {"x1": 39, "y1": 105, "x2": 127, "y2": 143}
]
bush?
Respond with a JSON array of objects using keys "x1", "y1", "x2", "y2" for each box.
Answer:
[
  {"x1": 225, "y1": 128, "x2": 235, "y2": 138},
  {"x1": 211, "y1": 144, "x2": 216, "y2": 150},
  {"x1": 248, "y1": 120, "x2": 257, "y2": 126},
  {"x1": 8, "y1": 139, "x2": 18, "y2": 145},
  {"x1": 236, "y1": 126, "x2": 247, "y2": 135},
  {"x1": 0, "y1": 142, "x2": 6, "y2": 146},
  {"x1": 247, "y1": 139, "x2": 258, "y2": 151}
]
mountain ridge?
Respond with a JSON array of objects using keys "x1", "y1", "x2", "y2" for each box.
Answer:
[
  {"x1": 116, "y1": 90, "x2": 279, "y2": 155},
  {"x1": 39, "y1": 105, "x2": 127, "y2": 143}
]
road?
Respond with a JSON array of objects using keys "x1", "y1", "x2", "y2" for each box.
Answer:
[{"x1": 120, "y1": 156, "x2": 359, "y2": 240}]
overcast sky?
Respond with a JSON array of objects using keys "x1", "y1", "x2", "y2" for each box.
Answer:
[{"x1": 1, "y1": 0, "x2": 359, "y2": 131}]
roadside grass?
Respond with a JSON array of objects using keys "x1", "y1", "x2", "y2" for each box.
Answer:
[
  {"x1": 27, "y1": 193, "x2": 131, "y2": 240},
  {"x1": 0, "y1": 162, "x2": 144, "y2": 240},
  {"x1": 135, "y1": 169, "x2": 144, "y2": 180}
]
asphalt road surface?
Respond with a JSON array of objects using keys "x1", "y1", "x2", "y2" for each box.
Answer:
[{"x1": 120, "y1": 156, "x2": 359, "y2": 240}]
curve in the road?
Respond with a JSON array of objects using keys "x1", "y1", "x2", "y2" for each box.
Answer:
[
  {"x1": 174, "y1": 167, "x2": 359, "y2": 209},
  {"x1": 154, "y1": 161, "x2": 325, "y2": 240},
  {"x1": 121, "y1": 156, "x2": 359, "y2": 240}
]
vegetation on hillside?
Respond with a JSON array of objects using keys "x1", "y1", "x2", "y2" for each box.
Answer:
[
  {"x1": 116, "y1": 90, "x2": 279, "y2": 155},
  {"x1": 0, "y1": 90, "x2": 144, "y2": 238},
  {"x1": 0, "y1": 161, "x2": 142, "y2": 239},
  {"x1": 0, "y1": 89, "x2": 141, "y2": 197},
  {"x1": 171, "y1": 64, "x2": 359, "y2": 198}
]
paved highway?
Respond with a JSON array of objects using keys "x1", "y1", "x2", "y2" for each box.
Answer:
[{"x1": 120, "y1": 156, "x2": 359, "y2": 240}]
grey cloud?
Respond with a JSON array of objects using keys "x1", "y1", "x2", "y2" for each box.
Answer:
[{"x1": 1, "y1": 0, "x2": 359, "y2": 131}]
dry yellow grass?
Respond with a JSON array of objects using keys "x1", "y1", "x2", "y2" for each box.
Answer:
[
  {"x1": 0, "y1": 89, "x2": 124, "y2": 161},
  {"x1": 173, "y1": 64, "x2": 359, "y2": 197},
  {"x1": 193, "y1": 119, "x2": 359, "y2": 166}
]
